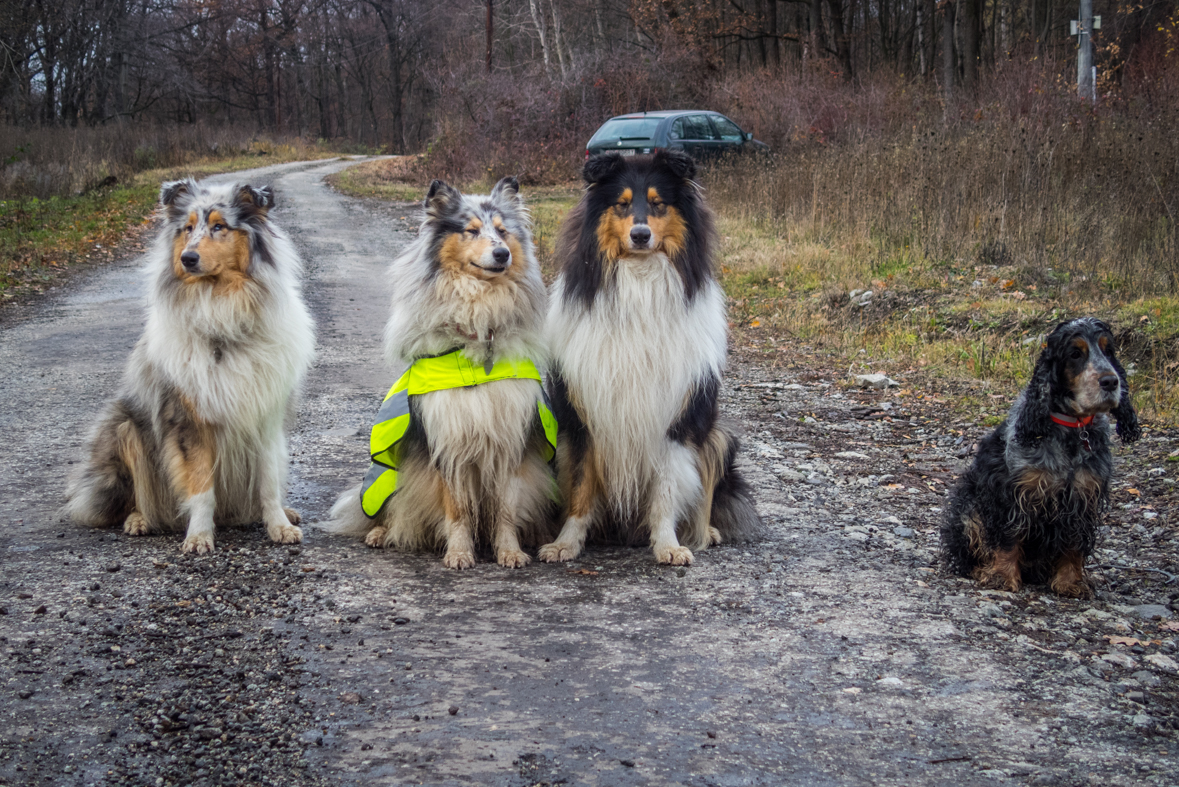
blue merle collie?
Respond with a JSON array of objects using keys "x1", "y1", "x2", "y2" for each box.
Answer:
[
  {"x1": 326, "y1": 177, "x2": 557, "y2": 569},
  {"x1": 65, "y1": 178, "x2": 316, "y2": 554},
  {"x1": 539, "y1": 150, "x2": 761, "y2": 566},
  {"x1": 942, "y1": 318, "x2": 1140, "y2": 596}
]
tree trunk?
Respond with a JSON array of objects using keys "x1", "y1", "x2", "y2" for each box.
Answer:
[
  {"x1": 768, "y1": 0, "x2": 779, "y2": 68},
  {"x1": 809, "y1": 0, "x2": 826, "y2": 65},
  {"x1": 528, "y1": 0, "x2": 552, "y2": 75},
  {"x1": 942, "y1": 0, "x2": 956, "y2": 105},
  {"x1": 549, "y1": 0, "x2": 567, "y2": 78},
  {"x1": 371, "y1": 0, "x2": 405, "y2": 153},
  {"x1": 825, "y1": 0, "x2": 854, "y2": 79},
  {"x1": 960, "y1": 0, "x2": 980, "y2": 89}
]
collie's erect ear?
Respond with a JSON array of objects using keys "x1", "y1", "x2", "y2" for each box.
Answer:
[
  {"x1": 235, "y1": 184, "x2": 275, "y2": 221},
  {"x1": 490, "y1": 176, "x2": 520, "y2": 203},
  {"x1": 654, "y1": 148, "x2": 697, "y2": 181},
  {"x1": 1107, "y1": 338, "x2": 1142, "y2": 444},
  {"x1": 583, "y1": 153, "x2": 626, "y2": 185},
  {"x1": 237, "y1": 184, "x2": 275, "y2": 211},
  {"x1": 425, "y1": 179, "x2": 462, "y2": 219},
  {"x1": 159, "y1": 178, "x2": 195, "y2": 219}
]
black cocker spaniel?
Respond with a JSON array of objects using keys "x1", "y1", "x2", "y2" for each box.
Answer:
[{"x1": 942, "y1": 318, "x2": 1140, "y2": 597}]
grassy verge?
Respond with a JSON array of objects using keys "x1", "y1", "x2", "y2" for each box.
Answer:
[
  {"x1": 0, "y1": 141, "x2": 346, "y2": 301},
  {"x1": 715, "y1": 206, "x2": 1179, "y2": 427}
]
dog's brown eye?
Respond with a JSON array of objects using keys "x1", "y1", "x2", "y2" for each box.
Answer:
[
  {"x1": 184, "y1": 225, "x2": 193, "y2": 234},
  {"x1": 496, "y1": 226, "x2": 507, "y2": 237},
  {"x1": 1069, "y1": 347, "x2": 1085, "y2": 359}
]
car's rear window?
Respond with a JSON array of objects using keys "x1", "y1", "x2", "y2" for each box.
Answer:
[{"x1": 590, "y1": 118, "x2": 662, "y2": 142}]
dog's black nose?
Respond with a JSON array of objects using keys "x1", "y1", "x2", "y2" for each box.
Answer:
[
  {"x1": 1099, "y1": 373, "x2": 1119, "y2": 392},
  {"x1": 180, "y1": 251, "x2": 200, "y2": 270},
  {"x1": 491, "y1": 247, "x2": 510, "y2": 266},
  {"x1": 630, "y1": 225, "x2": 651, "y2": 246}
]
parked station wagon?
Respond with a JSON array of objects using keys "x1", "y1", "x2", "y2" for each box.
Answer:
[{"x1": 584, "y1": 110, "x2": 769, "y2": 161}]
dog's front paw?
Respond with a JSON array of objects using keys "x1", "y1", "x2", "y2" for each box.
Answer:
[
  {"x1": 538, "y1": 542, "x2": 581, "y2": 562},
  {"x1": 443, "y1": 549, "x2": 476, "y2": 570},
  {"x1": 707, "y1": 526, "x2": 722, "y2": 546},
  {"x1": 123, "y1": 512, "x2": 150, "y2": 536},
  {"x1": 973, "y1": 567, "x2": 1021, "y2": 593},
  {"x1": 1050, "y1": 577, "x2": 1093, "y2": 599},
  {"x1": 497, "y1": 549, "x2": 531, "y2": 569},
  {"x1": 364, "y1": 526, "x2": 388, "y2": 548},
  {"x1": 283, "y1": 507, "x2": 302, "y2": 525},
  {"x1": 267, "y1": 522, "x2": 304, "y2": 545},
  {"x1": 181, "y1": 533, "x2": 215, "y2": 555},
  {"x1": 654, "y1": 544, "x2": 694, "y2": 566}
]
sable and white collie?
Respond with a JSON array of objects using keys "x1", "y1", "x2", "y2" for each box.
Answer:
[
  {"x1": 539, "y1": 149, "x2": 761, "y2": 566},
  {"x1": 326, "y1": 177, "x2": 556, "y2": 569},
  {"x1": 65, "y1": 178, "x2": 316, "y2": 554}
]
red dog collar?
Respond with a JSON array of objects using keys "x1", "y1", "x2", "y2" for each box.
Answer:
[{"x1": 1050, "y1": 412, "x2": 1094, "y2": 428}]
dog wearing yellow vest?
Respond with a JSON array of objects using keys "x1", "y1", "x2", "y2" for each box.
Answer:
[{"x1": 325, "y1": 177, "x2": 557, "y2": 569}]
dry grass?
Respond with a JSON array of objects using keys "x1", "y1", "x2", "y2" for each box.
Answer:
[{"x1": 707, "y1": 119, "x2": 1179, "y2": 424}]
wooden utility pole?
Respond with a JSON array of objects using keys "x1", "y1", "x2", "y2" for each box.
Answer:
[{"x1": 486, "y1": 0, "x2": 493, "y2": 72}]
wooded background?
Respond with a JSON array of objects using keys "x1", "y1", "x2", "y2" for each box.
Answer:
[{"x1": 2, "y1": 0, "x2": 1176, "y2": 155}]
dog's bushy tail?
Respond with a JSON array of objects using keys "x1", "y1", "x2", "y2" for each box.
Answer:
[
  {"x1": 703, "y1": 424, "x2": 764, "y2": 545},
  {"x1": 323, "y1": 484, "x2": 373, "y2": 536},
  {"x1": 64, "y1": 403, "x2": 138, "y2": 527}
]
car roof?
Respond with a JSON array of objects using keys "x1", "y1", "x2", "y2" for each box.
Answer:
[{"x1": 607, "y1": 110, "x2": 724, "y2": 120}]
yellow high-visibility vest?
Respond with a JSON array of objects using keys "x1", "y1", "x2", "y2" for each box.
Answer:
[{"x1": 359, "y1": 349, "x2": 557, "y2": 517}]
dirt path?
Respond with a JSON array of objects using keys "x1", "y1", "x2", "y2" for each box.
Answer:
[{"x1": 1, "y1": 159, "x2": 1176, "y2": 787}]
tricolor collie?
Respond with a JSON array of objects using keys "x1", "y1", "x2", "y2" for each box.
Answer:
[
  {"x1": 539, "y1": 150, "x2": 761, "y2": 566},
  {"x1": 65, "y1": 178, "x2": 316, "y2": 553},
  {"x1": 327, "y1": 177, "x2": 557, "y2": 569}
]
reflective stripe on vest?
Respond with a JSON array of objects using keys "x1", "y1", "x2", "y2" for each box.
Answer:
[{"x1": 360, "y1": 349, "x2": 557, "y2": 517}]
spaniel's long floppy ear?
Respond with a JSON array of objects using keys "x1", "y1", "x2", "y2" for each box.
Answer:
[
  {"x1": 1012, "y1": 331, "x2": 1061, "y2": 446},
  {"x1": 1109, "y1": 351, "x2": 1142, "y2": 444}
]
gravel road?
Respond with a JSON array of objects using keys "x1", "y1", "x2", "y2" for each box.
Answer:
[{"x1": 1, "y1": 158, "x2": 1177, "y2": 787}]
